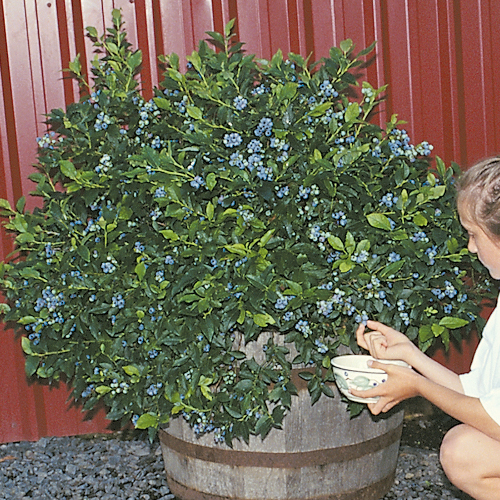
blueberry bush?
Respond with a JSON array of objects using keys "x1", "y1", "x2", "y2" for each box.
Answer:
[{"x1": 0, "y1": 11, "x2": 491, "y2": 443}]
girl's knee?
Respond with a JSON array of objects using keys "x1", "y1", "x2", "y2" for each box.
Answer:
[{"x1": 440, "y1": 425, "x2": 472, "y2": 484}]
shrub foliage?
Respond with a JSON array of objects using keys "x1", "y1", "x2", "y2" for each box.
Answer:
[{"x1": 0, "y1": 11, "x2": 490, "y2": 443}]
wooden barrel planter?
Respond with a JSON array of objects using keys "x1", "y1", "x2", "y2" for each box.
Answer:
[{"x1": 160, "y1": 372, "x2": 403, "y2": 500}]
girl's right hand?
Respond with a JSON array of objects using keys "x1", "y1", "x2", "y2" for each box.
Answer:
[{"x1": 356, "y1": 320, "x2": 414, "y2": 361}]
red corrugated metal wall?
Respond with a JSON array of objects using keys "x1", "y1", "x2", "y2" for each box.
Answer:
[{"x1": 1, "y1": 0, "x2": 499, "y2": 444}]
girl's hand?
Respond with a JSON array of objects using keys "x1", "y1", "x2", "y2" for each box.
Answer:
[
  {"x1": 356, "y1": 320, "x2": 414, "y2": 362},
  {"x1": 350, "y1": 359, "x2": 420, "y2": 414}
]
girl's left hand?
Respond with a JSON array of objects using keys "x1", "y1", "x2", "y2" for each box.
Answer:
[
  {"x1": 349, "y1": 359, "x2": 419, "y2": 414},
  {"x1": 356, "y1": 321, "x2": 414, "y2": 362}
]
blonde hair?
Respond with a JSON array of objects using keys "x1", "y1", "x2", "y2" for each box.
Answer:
[{"x1": 456, "y1": 156, "x2": 500, "y2": 238}]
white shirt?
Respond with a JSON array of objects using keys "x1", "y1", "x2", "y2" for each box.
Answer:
[{"x1": 460, "y1": 297, "x2": 500, "y2": 426}]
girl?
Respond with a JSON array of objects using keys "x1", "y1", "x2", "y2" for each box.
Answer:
[{"x1": 352, "y1": 156, "x2": 500, "y2": 500}]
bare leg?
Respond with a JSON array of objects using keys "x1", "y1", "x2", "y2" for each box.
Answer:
[{"x1": 440, "y1": 424, "x2": 500, "y2": 500}]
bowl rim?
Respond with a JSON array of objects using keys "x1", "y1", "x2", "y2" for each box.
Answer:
[{"x1": 331, "y1": 354, "x2": 409, "y2": 374}]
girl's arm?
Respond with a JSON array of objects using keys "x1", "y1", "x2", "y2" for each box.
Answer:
[
  {"x1": 350, "y1": 361, "x2": 500, "y2": 442},
  {"x1": 393, "y1": 339, "x2": 464, "y2": 393},
  {"x1": 356, "y1": 320, "x2": 464, "y2": 393},
  {"x1": 354, "y1": 319, "x2": 500, "y2": 439}
]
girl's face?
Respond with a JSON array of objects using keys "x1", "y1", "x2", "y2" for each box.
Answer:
[{"x1": 459, "y1": 206, "x2": 500, "y2": 280}]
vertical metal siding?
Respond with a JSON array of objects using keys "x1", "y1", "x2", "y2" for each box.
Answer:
[{"x1": 1, "y1": 0, "x2": 500, "y2": 443}]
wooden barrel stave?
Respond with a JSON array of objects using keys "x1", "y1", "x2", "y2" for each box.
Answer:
[{"x1": 160, "y1": 380, "x2": 403, "y2": 500}]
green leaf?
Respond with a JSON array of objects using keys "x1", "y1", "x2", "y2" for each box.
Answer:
[
  {"x1": 255, "y1": 415, "x2": 272, "y2": 437},
  {"x1": 431, "y1": 324, "x2": 446, "y2": 337},
  {"x1": 419, "y1": 325, "x2": 433, "y2": 343},
  {"x1": 391, "y1": 230, "x2": 408, "y2": 241},
  {"x1": 178, "y1": 294, "x2": 200, "y2": 304},
  {"x1": 0, "y1": 303, "x2": 11, "y2": 315},
  {"x1": 206, "y1": 172, "x2": 217, "y2": 190},
  {"x1": 111, "y1": 8, "x2": 122, "y2": 27},
  {"x1": 36, "y1": 365, "x2": 49, "y2": 378},
  {"x1": 401, "y1": 189, "x2": 409, "y2": 207},
  {"x1": 77, "y1": 245, "x2": 90, "y2": 262},
  {"x1": 223, "y1": 405, "x2": 243, "y2": 419},
  {"x1": 153, "y1": 97, "x2": 170, "y2": 110},
  {"x1": 345, "y1": 232, "x2": 355, "y2": 253},
  {"x1": 253, "y1": 313, "x2": 276, "y2": 327},
  {"x1": 447, "y1": 238, "x2": 459, "y2": 254},
  {"x1": 134, "y1": 413, "x2": 159, "y2": 429},
  {"x1": 160, "y1": 230, "x2": 179, "y2": 241},
  {"x1": 60, "y1": 160, "x2": 77, "y2": 180},
  {"x1": 127, "y1": 50, "x2": 142, "y2": 71},
  {"x1": 225, "y1": 244, "x2": 247, "y2": 256},
  {"x1": 118, "y1": 206, "x2": 133, "y2": 220},
  {"x1": 19, "y1": 316, "x2": 37, "y2": 326},
  {"x1": 186, "y1": 106, "x2": 203, "y2": 120},
  {"x1": 345, "y1": 102, "x2": 360, "y2": 122},
  {"x1": 19, "y1": 268, "x2": 40, "y2": 279},
  {"x1": 86, "y1": 26, "x2": 98, "y2": 38},
  {"x1": 379, "y1": 260, "x2": 404, "y2": 278},
  {"x1": 167, "y1": 68, "x2": 183, "y2": 83},
  {"x1": 321, "y1": 384, "x2": 335, "y2": 397},
  {"x1": 66, "y1": 183, "x2": 82, "y2": 193},
  {"x1": 188, "y1": 51, "x2": 202, "y2": 72},
  {"x1": 237, "y1": 308, "x2": 246, "y2": 324},
  {"x1": 340, "y1": 39, "x2": 353, "y2": 54},
  {"x1": 96, "y1": 386, "x2": 112, "y2": 395},
  {"x1": 355, "y1": 239, "x2": 370, "y2": 254},
  {"x1": 356, "y1": 40, "x2": 377, "y2": 57},
  {"x1": 413, "y1": 213, "x2": 428, "y2": 227},
  {"x1": 339, "y1": 260, "x2": 355, "y2": 273},
  {"x1": 12, "y1": 214, "x2": 28, "y2": 233},
  {"x1": 200, "y1": 385, "x2": 213, "y2": 401},
  {"x1": 441, "y1": 328, "x2": 450, "y2": 350},
  {"x1": 259, "y1": 229, "x2": 275, "y2": 247},
  {"x1": 436, "y1": 156, "x2": 447, "y2": 178},
  {"x1": 428, "y1": 185, "x2": 446, "y2": 200},
  {"x1": 25, "y1": 355, "x2": 38, "y2": 377},
  {"x1": 439, "y1": 317, "x2": 469, "y2": 329},
  {"x1": 285, "y1": 280, "x2": 303, "y2": 295},
  {"x1": 0, "y1": 198, "x2": 12, "y2": 211},
  {"x1": 328, "y1": 236, "x2": 344, "y2": 252},
  {"x1": 106, "y1": 42, "x2": 119, "y2": 55},
  {"x1": 308, "y1": 102, "x2": 331, "y2": 117},
  {"x1": 224, "y1": 18, "x2": 236, "y2": 38},
  {"x1": 21, "y1": 336, "x2": 33, "y2": 354},
  {"x1": 206, "y1": 31, "x2": 224, "y2": 45},
  {"x1": 366, "y1": 213, "x2": 392, "y2": 231},
  {"x1": 206, "y1": 201, "x2": 214, "y2": 221},
  {"x1": 234, "y1": 379, "x2": 253, "y2": 391},
  {"x1": 15, "y1": 233, "x2": 35, "y2": 245},
  {"x1": 279, "y1": 82, "x2": 298, "y2": 101},
  {"x1": 135, "y1": 262, "x2": 146, "y2": 281},
  {"x1": 123, "y1": 365, "x2": 140, "y2": 377},
  {"x1": 15, "y1": 196, "x2": 26, "y2": 213},
  {"x1": 68, "y1": 55, "x2": 81, "y2": 75}
]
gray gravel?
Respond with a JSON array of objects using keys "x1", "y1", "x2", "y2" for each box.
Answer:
[{"x1": 0, "y1": 433, "x2": 468, "y2": 499}]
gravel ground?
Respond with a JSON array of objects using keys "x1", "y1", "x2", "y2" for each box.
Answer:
[{"x1": 0, "y1": 429, "x2": 470, "y2": 500}]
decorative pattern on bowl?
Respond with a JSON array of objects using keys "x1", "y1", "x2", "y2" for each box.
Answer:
[{"x1": 332, "y1": 355, "x2": 409, "y2": 404}]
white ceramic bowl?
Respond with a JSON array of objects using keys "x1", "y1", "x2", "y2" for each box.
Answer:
[{"x1": 332, "y1": 355, "x2": 409, "y2": 403}]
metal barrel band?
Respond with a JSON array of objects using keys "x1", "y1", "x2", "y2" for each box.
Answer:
[
  {"x1": 165, "y1": 472, "x2": 396, "y2": 500},
  {"x1": 159, "y1": 423, "x2": 402, "y2": 469}
]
